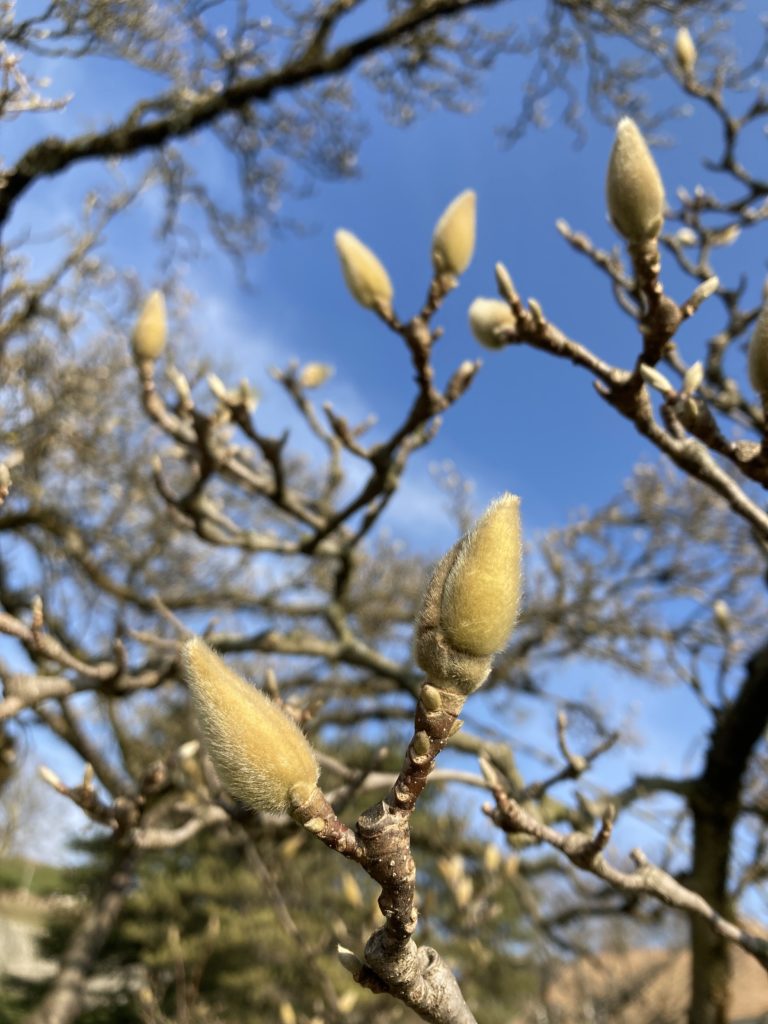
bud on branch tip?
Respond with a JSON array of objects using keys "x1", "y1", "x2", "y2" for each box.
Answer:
[
  {"x1": 132, "y1": 290, "x2": 167, "y2": 361},
  {"x1": 749, "y1": 299, "x2": 768, "y2": 398},
  {"x1": 182, "y1": 638, "x2": 318, "y2": 813},
  {"x1": 606, "y1": 118, "x2": 665, "y2": 243},
  {"x1": 432, "y1": 189, "x2": 476, "y2": 277},
  {"x1": 468, "y1": 297, "x2": 516, "y2": 349},
  {"x1": 441, "y1": 494, "x2": 522, "y2": 657},
  {"x1": 334, "y1": 229, "x2": 394, "y2": 317}
]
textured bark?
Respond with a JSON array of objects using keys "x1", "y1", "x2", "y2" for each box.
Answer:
[
  {"x1": 686, "y1": 640, "x2": 768, "y2": 1024},
  {"x1": 24, "y1": 848, "x2": 135, "y2": 1024}
]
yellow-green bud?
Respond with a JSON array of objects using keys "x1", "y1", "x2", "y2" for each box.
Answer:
[
  {"x1": 440, "y1": 495, "x2": 522, "y2": 657},
  {"x1": 468, "y1": 297, "x2": 516, "y2": 349},
  {"x1": 182, "y1": 638, "x2": 318, "y2": 813},
  {"x1": 431, "y1": 189, "x2": 476, "y2": 277},
  {"x1": 334, "y1": 229, "x2": 394, "y2": 317},
  {"x1": 606, "y1": 118, "x2": 665, "y2": 243},
  {"x1": 299, "y1": 362, "x2": 334, "y2": 389},
  {"x1": 682, "y1": 360, "x2": 704, "y2": 394},
  {"x1": 749, "y1": 300, "x2": 768, "y2": 398},
  {"x1": 675, "y1": 27, "x2": 697, "y2": 76},
  {"x1": 132, "y1": 290, "x2": 167, "y2": 361}
]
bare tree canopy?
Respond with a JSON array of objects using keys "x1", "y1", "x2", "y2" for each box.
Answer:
[{"x1": 1, "y1": 3, "x2": 768, "y2": 1024}]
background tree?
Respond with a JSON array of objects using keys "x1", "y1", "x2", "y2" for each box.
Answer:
[{"x1": 1, "y1": 2, "x2": 768, "y2": 1024}]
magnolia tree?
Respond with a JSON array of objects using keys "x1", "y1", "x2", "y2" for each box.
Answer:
[{"x1": 1, "y1": 4, "x2": 768, "y2": 1024}]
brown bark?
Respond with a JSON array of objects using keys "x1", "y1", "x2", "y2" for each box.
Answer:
[
  {"x1": 686, "y1": 640, "x2": 768, "y2": 1024},
  {"x1": 24, "y1": 847, "x2": 135, "y2": 1024}
]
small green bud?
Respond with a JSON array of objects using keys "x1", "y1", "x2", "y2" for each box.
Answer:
[
  {"x1": 132, "y1": 290, "x2": 167, "y2": 361},
  {"x1": 606, "y1": 118, "x2": 665, "y2": 243},
  {"x1": 412, "y1": 731, "x2": 431, "y2": 757},
  {"x1": 675, "y1": 27, "x2": 697, "y2": 76},
  {"x1": 468, "y1": 297, "x2": 516, "y2": 349},
  {"x1": 334, "y1": 229, "x2": 394, "y2": 317},
  {"x1": 420, "y1": 683, "x2": 443, "y2": 712},
  {"x1": 748, "y1": 299, "x2": 768, "y2": 398},
  {"x1": 432, "y1": 189, "x2": 476, "y2": 277},
  {"x1": 182, "y1": 638, "x2": 319, "y2": 813}
]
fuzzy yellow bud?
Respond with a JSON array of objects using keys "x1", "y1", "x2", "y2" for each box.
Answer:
[
  {"x1": 675, "y1": 27, "x2": 697, "y2": 76},
  {"x1": 298, "y1": 363, "x2": 334, "y2": 389},
  {"x1": 132, "y1": 290, "x2": 167, "y2": 361},
  {"x1": 468, "y1": 297, "x2": 516, "y2": 349},
  {"x1": 606, "y1": 118, "x2": 665, "y2": 243},
  {"x1": 334, "y1": 229, "x2": 394, "y2": 317},
  {"x1": 431, "y1": 189, "x2": 476, "y2": 277},
  {"x1": 415, "y1": 495, "x2": 523, "y2": 692},
  {"x1": 182, "y1": 638, "x2": 318, "y2": 813},
  {"x1": 749, "y1": 300, "x2": 768, "y2": 398},
  {"x1": 440, "y1": 495, "x2": 522, "y2": 657}
]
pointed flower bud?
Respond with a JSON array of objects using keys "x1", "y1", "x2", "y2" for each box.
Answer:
[
  {"x1": 182, "y1": 638, "x2": 318, "y2": 813},
  {"x1": 682, "y1": 360, "x2": 704, "y2": 394},
  {"x1": 440, "y1": 495, "x2": 522, "y2": 657},
  {"x1": 334, "y1": 230, "x2": 393, "y2": 317},
  {"x1": 749, "y1": 299, "x2": 768, "y2": 398},
  {"x1": 431, "y1": 189, "x2": 476, "y2": 277},
  {"x1": 299, "y1": 362, "x2": 334, "y2": 389},
  {"x1": 468, "y1": 297, "x2": 516, "y2": 349},
  {"x1": 132, "y1": 290, "x2": 167, "y2": 361},
  {"x1": 415, "y1": 496, "x2": 523, "y2": 692},
  {"x1": 606, "y1": 118, "x2": 665, "y2": 243},
  {"x1": 675, "y1": 27, "x2": 697, "y2": 76}
]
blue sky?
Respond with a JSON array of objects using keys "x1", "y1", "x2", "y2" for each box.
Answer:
[{"x1": 6, "y1": 2, "x2": 768, "y2": 887}]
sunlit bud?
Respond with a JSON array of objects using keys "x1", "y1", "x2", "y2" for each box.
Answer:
[
  {"x1": 182, "y1": 638, "x2": 319, "y2": 813},
  {"x1": 337, "y1": 992, "x2": 359, "y2": 1014},
  {"x1": 682, "y1": 361, "x2": 704, "y2": 394},
  {"x1": 337, "y1": 945, "x2": 363, "y2": 978},
  {"x1": 0, "y1": 463, "x2": 10, "y2": 499},
  {"x1": 468, "y1": 298, "x2": 516, "y2": 349},
  {"x1": 639, "y1": 363, "x2": 675, "y2": 397},
  {"x1": 341, "y1": 872, "x2": 364, "y2": 909},
  {"x1": 299, "y1": 362, "x2": 334, "y2": 389},
  {"x1": 712, "y1": 598, "x2": 731, "y2": 633},
  {"x1": 334, "y1": 229, "x2": 394, "y2": 317},
  {"x1": 38, "y1": 765, "x2": 64, "y2": 791},
  {"x1": 132, "y1": 290, "x2": 167, "y2": 361},
  {"x1": 431, "y1": 189, "x2": 476, "y2": 277},
  {"x1": 676, "y1": 227, "x2": 697, "y2": 246},
  {"x1": 454, "y1": 876, "x2": 474, "y2": 908},
  {"x1": 748, "y1": 300, "x2": 768, "y2": 397},
  {"x1": 440, "y1": 495, "x2": 522, "y2": 657},
  {"x1": 207, "y1": 373, "x2": 230, "y2": 402},
  {"x1": 675, "y1": 27, "x2": 697, "y2": 76},
  {"x1": 278, "y1": 1003, "x2": 297, "y2": 1024},
  {"x1": 606, "y1": 118, "x2": 665, "y2": 243},
  {"x1": 483, "y1": 843, "x2": 502, "y2": 873}
]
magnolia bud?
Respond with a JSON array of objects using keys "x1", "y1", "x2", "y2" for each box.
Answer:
[
  {"x1": 606, "y1": 118, "x2": 665, "y2": 243},
  {"x1": 440, "y1": 495, "x2": 522, "y2": 657},
  {"x1": 639, "y1": 363, "x2": 675, "y2": 397},
  {"x1": 675, "y1": 27, "x2": 697, "y2": 76},
  {"x1": 415, "y1": 496, "x2": 522, "y2": 693},
  {"x1": 431, "y1": 189, "x2": 476, "y2": 277},
  {"x1": 748, "y1": 300, "x2": 768, "y2": 398},
  {"x1": 682, "y1": 360, "x2": 704, "y2": 394},
  {"x1": 334, "y1": 230, "x2": 394, "y2": 317},
  {"x1": 468, "y1": 297, "x2": 516, "y2": 349},
  {"x1": 182, "y1": 638, "x2": 318, "y2": 813},
  {"x1": 132, "y1": 290, "x2": 167, "y2": 361},
  {"x1": 298, "y1": 362, "x2": 334, "y2": 389}
]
